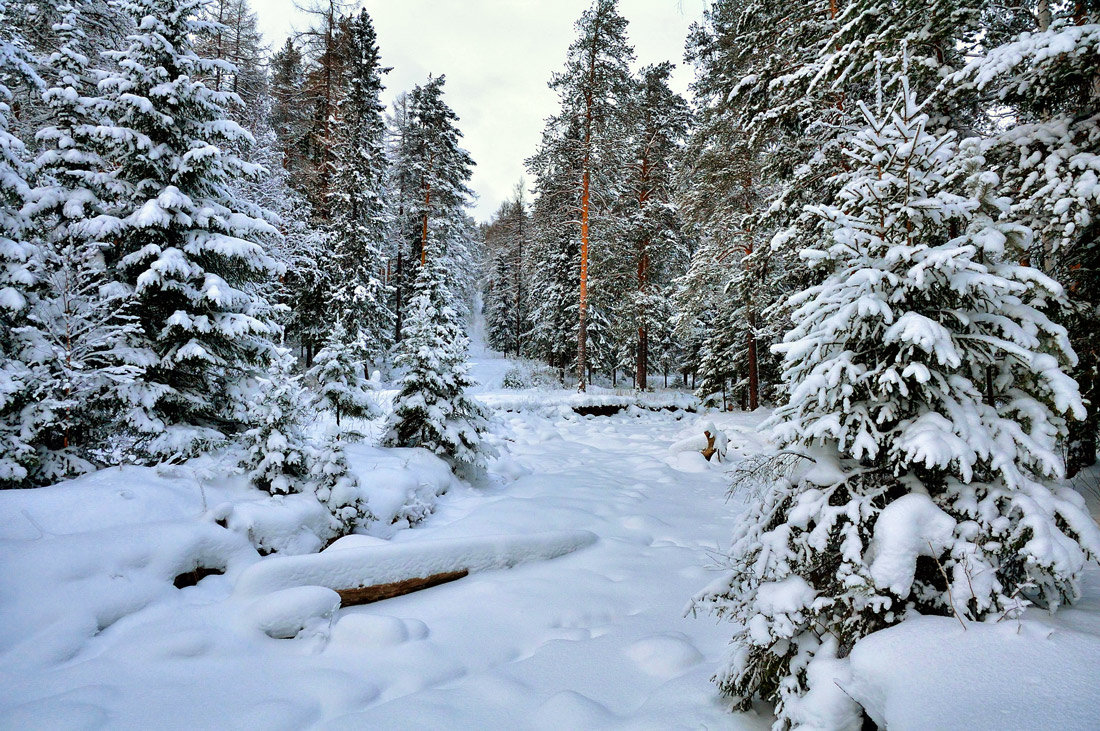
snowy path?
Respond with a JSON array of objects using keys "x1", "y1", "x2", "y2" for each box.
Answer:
[
  {"x1": 0, "y1": 406, "x2": 770, "y2": 729},
  {"x1": 331, "y1": 408, "x2": 769, "y2": 728}
]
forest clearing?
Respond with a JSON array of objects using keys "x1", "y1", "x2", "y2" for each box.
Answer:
[{"x1": 1, "y1": 0, "x2": 1099, "y2": 728}]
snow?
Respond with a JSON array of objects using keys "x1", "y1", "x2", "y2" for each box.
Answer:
[
  {"x1": 847, "y1": 579, "x2": 1100, "y2": 730},
  {"x1": 869, "y1": 492, "x2": 957, "y2": 597},
  {"x1": 0, "y1": 388, "x2": 773, "y2": 728},
  {"x1": 754, "y1": 575, "x2": 817, "y2": 615}
]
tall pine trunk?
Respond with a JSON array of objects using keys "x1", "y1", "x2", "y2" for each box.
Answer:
[
  {"x1": 578, "y1": 144, "x2": 591, "y2": 392},
  {"x1": 636, "y1": 147, "x2": 651, "y2": 391}
]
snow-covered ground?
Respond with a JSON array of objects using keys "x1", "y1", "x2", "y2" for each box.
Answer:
[
  {"x1": 3, "y1": 333, "x2": 1099, "y2": 729},
  {"x1": 0, "y1": 392, "x2": 774, "y2": 728}
]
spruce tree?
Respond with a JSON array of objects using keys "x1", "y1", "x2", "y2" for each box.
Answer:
[
  {"x1": 384, "y1": 75, "x2": 489, "y2": 469},
  {"x1": 951, "y1": 6, "x2": 1100, "y2": 476},
  {"x1": 93, "y1": 0, "x2": 283, "y2": 461},
  {"x1": 239, "y1": 349, "x2": 310, "y2": 496},
  {"x1": 0, "y1": 3, "x2": 41, "y2": 487},
  {"x1": 695, "y1": 74, "x2": 1100, "y2": 728},
  {"x1": 384, "y1": 250, "x2": 492, "y2": 470},
  {"x1": 21, "y1": 1, "x2": 146, "y2": 482},
  {"x1": 328, "y1": 8, "x2": 393, "y2": 366},
  {"x1": 239, "y1": 349, "x2": 372, "y2": 536}
]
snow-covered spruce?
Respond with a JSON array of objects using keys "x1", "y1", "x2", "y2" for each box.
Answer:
[
  {"x1": 694, "y1": 74, "x2": 1100, "y2": 728},
  {"x1": 384, "y1": 251, "x2": 493, "y2": 471},
  {"x1": 238, "y1": 349, "x2": 311, "y2": 496},
  {"x1": 89, "y1": 0, "x2": 283, "y2": 462},
  {"x1": 950, "y1": 20, "x2": 1100, "y2": 478},
  {"x1": 238, "y1": 348, "x2": 372, "y2": 538},
  {"x1": 308, "y1": 435, "x2": 375, "y2": 537},
  {"x1": 327, "y1": 8, "x2": 394, "y2": 363},
  {"x1": 0, "y1": 4, "x2": 41, "y2": 488},
  {"x1": 308, "y1": 320, "x2": 380, "y2": 427},
  {"x1": 17, "y1": 2, "x2": 148, "y2": 484}
]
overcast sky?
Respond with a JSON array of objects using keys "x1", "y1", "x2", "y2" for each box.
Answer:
[{"x1": 253, "y1": 1, "x2": 707, "y2": 222}]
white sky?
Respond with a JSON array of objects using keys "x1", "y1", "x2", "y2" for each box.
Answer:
[{"x1": 252, "y1": 0, "x2": 707, "y2": 222}]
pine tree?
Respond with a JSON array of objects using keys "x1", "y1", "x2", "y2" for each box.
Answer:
[
  {"x1": 525, "y1": 132, "x2": 581, "y2": 381},
  {"x1": 308, "y1": 320, "x2": 379, "y2": 427},
  {"x1": 548, "y1": 0, "x2": 634, "y2": 391},
  {"x1": 93, "y1": 0, "x2": 283, "y2": 461},
  {"x1": 328, "y1": 8, "x2": 393, "y2": 366},
  {"x1": 0, "y1": 2, "x2": 42, "y2": 487},
  {"x1": 384, "y1": 250, "x2": 492, "y2": 470},
  {"x1": 404, "y1": 77, "x2": 474, "y2": 270},
  {"x1": 298, "y1": 0, "x2": 354, "y2": 210},
  {"x1": 270, "y1": 38, "x2": 312, "y2": 193},
  {"x1": 695, "y1": 74, "x2": 1100, "y2": 728},
  {"x1": 384, "y1": 90, "x2": 417, "y2": 346},
  {"x1": 195, "y1": 0, "x2": 266, "y2": 126},
  {"x1": 481, "y1": 186, "x2": 529, "y2": 357}
]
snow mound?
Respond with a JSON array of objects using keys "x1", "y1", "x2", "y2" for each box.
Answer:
[
  {"x1": 624, "y1": 635, "x2": 704, "y2": 678},
  {"x1": 0, "y1": 519, "x2": 257, "y2": 667},
  {"x1": 235, "y1": 530, "x2": 599, "y2": 596},
  {"x1": 848, "y1": 611, "x2": 1100, "y2": 730},
  {"x1": 329, "y1": 613, "x2": 417, "y2": 648},
  {"x1": 534, "y1": 690, "x2": 619, "y2": 728},
  {"x1": 345, "y1": 444, "x2": 460, "y2": 533},
  {"x1": 216, "y1": 493, "x2": 335, "y2": 556},
  {"x1": 246, "y1": 586, "x2": 341, "y2": 640}
]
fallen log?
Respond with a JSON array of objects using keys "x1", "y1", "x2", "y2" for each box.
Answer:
[
  {"x1": 235, "y1": 530, "x2": 599, "y2": 601},
  {"x1": 336, "y1": 569, "x2": 469, "y2": 607}
]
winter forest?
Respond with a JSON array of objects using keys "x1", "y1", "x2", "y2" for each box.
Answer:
[{"x1": 1, "y1": 0, "x2": 1099, "y2": 727}]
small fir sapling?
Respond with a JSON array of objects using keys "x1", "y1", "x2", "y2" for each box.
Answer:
[
  {"x1": 383, "y1": 251, "x2": 493, "y2": 471},
  {"x1": 239, "y1": 350, "x2": 311, "y2": 496},
  {"x1": 308, "y1": 320, "x2": 380, "y2": 427},
  {"x1": 239, "y1": 349, "x2": 372, "y2": 536}
]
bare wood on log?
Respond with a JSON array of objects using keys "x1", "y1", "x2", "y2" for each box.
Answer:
[{"x1": 336, "y1": 569, "x2": 469, "y2": 607}]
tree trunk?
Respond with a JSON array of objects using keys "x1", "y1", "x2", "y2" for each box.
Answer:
[
  {"x1": 578, "y1": 157, "x2": 590, "y2": 392},
  {"x1": 394, "y1": 249, "x2": 403, "y2": 342},
  {"x1": 421, "y1": 153, "x2": 433, "y2": 266},
  {"x1": 577, "y1": 15, "x2": 602, "y2": 394},
  {"x1": 747, "y1": 310, "x2": 759, "y2": 410}
]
